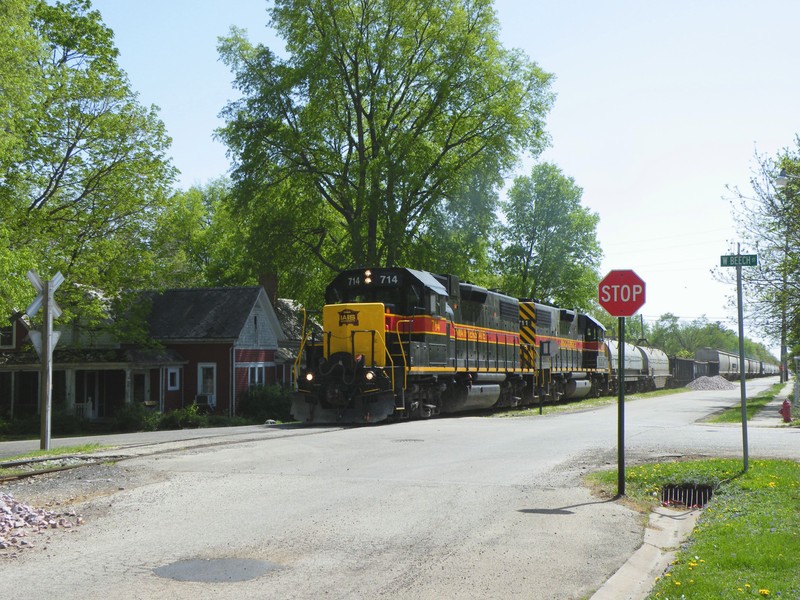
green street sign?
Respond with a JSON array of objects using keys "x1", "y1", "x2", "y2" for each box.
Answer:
[{"x1": 720, "y1": 254, "x2": 758, "y2": 267}]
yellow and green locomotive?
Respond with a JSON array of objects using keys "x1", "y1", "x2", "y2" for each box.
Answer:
[{"x1": 292, "y1": 267, "x2": 609, "y2": 424}]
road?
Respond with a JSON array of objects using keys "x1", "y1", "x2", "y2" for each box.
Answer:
[{"x1": 2, "y1": 377, "x2": 797, "y2": 600}]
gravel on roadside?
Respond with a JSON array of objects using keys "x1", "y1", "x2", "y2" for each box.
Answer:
[{"x1": 1, "y1": 461, "x2": 163, "y2": 559}]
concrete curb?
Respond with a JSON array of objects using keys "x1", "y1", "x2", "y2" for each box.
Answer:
[{"x1": 590, "y1": 506, "x2": 702, "y2": 600}]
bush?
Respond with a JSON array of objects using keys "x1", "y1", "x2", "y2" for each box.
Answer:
[
  {"x1": 114, "y1": 402, "x2": 160, "y2": 432},
  {"x1": 8, "y1": 414, "x2": 40, "y2": 435},
  {"x1": 51, "y1": 409, "x2": 82, "y2": 435},
  {"x1": 157, "y1": 404, "x2": 205, "y2": 430},
  {"x1": 238, "y1": 384, "x2": 293, "y2": 423}
]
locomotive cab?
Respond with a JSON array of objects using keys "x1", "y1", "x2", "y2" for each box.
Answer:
[{"x1": 292, "y1": 268, "x2": 451, "y2": 423}]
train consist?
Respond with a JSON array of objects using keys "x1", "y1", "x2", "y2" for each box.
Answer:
[{"x1": 292, "y1": 267, "x2": 777, "y2": 424}]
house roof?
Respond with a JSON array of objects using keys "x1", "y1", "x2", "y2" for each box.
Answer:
[
  {"x1": 274, "y1": 298, "x2": 322, "y2": 341},
  {"x1": 144, "y1": 286, "x2": 266, "y2": 341},
  {"x1": 0, "y1": 345, "x2": 186, "y2": 370}
]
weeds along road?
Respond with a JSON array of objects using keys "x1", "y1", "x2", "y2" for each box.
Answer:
[{"x1": 2, "y1": 376, "x2": 796, "y2": 600}]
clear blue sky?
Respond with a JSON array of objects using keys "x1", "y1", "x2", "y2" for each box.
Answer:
[{"x1": 92, "y1": 0, "x2": 800, "y2": 354}]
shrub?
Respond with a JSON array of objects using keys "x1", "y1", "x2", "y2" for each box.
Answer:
[
  {"x1": 157, "y1": 404, "x2": 205, "y2": 430},
  {"x1": 51, "y1": 409, "x2": 82, "y2": 435},
  {"x1": 238, "y1": 384, "x2": 292, "y2": 423},
  {"x1": 114, "y1": 402, "x2": 160, "y2": 432}
]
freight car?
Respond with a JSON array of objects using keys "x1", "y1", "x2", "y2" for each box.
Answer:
[
  {"x1": 603, "y1": 341, "x2": 671, "y2": 393},
  {"x1": 694, "y1": 347, "x2": 777, "y2": 380}
]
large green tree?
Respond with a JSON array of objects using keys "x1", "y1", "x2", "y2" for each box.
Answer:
[
  {"x1": 217, "y1": 0, "x2": 554, "y2": 277},
  {"x1": 0, "y1": 0, "x2": 42, "y2": 312},
  {"x1": 495, "y1": 162, "x2": 602, "y2": 309},
  {"x1": 0, "y1": 0, "x2": 176, "y2": 322}
]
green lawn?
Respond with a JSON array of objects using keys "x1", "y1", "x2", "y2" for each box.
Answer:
[
  {"x1": 588, "y1": 458, "x2": 800, "y2": 599},
  {"x1": 708, "y1": 382, "x2": 789, "y2": 424}
]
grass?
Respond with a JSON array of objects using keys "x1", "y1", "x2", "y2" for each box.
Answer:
[
  {"x1": 587, "y1": 458, "x2": 800, "y2": 599},
  {"x1": 2, "y1": 443, "x2": 104, "y2": 461},
  {"x1": 708, "y1": 382, "x2": 787, "y2": 424},
  {"x1": 0, "y1": 443, "x2": 105, "y2": 477},
  {"x1": 497, "y1": 386, "x2": 689, "y2": 418}
]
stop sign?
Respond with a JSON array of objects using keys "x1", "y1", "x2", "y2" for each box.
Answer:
[{"x1": 598, "y1": 270, "x2": 646, "y2": 317}]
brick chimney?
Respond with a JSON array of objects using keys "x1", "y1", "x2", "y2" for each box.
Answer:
[{"x1": 259, "y1": 273, "x2": 278, "y2": 305}]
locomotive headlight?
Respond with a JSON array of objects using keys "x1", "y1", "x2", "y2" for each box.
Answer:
[
  {"x1": 305, "y1": 372, "x2": 314, "y2": 382},
  {"x1": 364, "y1": 370, "x2": 376, "y2": 382}
]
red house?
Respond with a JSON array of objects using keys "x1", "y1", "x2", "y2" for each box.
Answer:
[
  {"x1": 0, "y1": 286, "x2": 287, "y2": 421},
  {"x1": 143, "y1": 286, "x2": 285, "y2": 416}
]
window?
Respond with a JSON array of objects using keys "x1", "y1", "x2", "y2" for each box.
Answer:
[
  {"x1": 0, "y1": 324, "x2": 13, "y2": 348},
  {"x1": 249, "y1": 365, "x2": 265, "y2": 387},
  {"x1": 167, "y1": 368, "x2": 180, "y2": 391}
]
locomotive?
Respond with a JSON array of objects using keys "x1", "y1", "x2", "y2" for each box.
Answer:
[
  {"x1": 292, "y1": 267, "x2": 609, "y2": 424},
  {"x1": 291, "y1": 267, "x2": 778, "y2": 424}
]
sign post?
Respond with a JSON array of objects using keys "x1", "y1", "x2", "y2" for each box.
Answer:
[
  {"x1": 720, "y1": 250, "x2": 757, "y2": 472},
  {"x1": 598, "y1": 270, "x2": 646, "y2": 496},
  {"x1": 26, "y1": 270, "x2": 64, "y2": 451}
]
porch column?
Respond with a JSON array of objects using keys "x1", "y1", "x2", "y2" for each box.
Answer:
[
  {"x1": 10, "y1": 371, "x2": 15, "y2": 420},
  {"x1": 65, "y1": 369, "x2": 76, "y2": 410},
  {"x1": 125, "y1": 368, "x2": 133, "y2": 406}
]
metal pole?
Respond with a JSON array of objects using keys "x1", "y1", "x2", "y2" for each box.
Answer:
[
  {"x1": 40, "y1": 279, "x2": 53, "y2": 451},
  {"x1": 618, "y1": 316, "x2": 625, "y2": 496},
  {"x1": 736, "y1": 259, "x2": 748, "y2": 472}
]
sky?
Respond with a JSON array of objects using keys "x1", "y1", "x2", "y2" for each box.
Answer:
[{"x1": 90, "y1": 0, "x2": 800, "y2": 355}]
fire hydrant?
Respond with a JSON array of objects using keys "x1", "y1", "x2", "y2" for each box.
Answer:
[{"x1": 779, "y1": 399, "x2": 792, "y2": 423}]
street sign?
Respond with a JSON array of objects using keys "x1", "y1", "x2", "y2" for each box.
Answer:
[
  {"x1": 721, "y1": 254, "x2": 757, "y2": 267},
  {"x1": 598, "y1": 270, "x2": 646, "y2": 317}
]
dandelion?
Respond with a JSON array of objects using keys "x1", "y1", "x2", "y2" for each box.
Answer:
[
  {"x1": 768, "y1": 481, "x2": 776, "y2": 488},
  {"x1": 758, "y1": 589, "x2": 770, "y2": 596}
]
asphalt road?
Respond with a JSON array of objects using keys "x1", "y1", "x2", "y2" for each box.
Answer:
[{"x1": 2, "y1": 377, "x2": 797, "y2": 600}]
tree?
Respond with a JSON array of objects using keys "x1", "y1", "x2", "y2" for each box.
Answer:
[
  {"x1": 217, "y1": 0, "x2": 554, "y2": 276},
  {"x1": 647, "y1": 313, "x2": 775, "y2": 362},
  {"x1": 726, "y1": 139, "x2": 800, "y2": 379},
  {"x1": 403, "y1": 164, "x2": 500, "y2": 284},
  {"x1": 0, "y1": 0, "x2": 176, "y2": 322},
  {"x1": 495, "y1": 162, "x2": 602, "y2": 309},
  {"x1": 0, "y1": 0, "x2": 40, "y2": 172},
  {"x1": 150, "y1": 179, "x2": 235, "y2": 289}
]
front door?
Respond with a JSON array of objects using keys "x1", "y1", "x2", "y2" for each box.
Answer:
[
  {"x1": 197, "y1": 363, "x2": 216, "y2": 408},
  {"x1": 75, "y1": 371, "x2": 98, "y2": 419}
]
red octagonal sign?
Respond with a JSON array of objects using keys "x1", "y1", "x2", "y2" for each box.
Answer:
[{"x1": 598, "y1": 270, "x2": 646, "y2": 317}]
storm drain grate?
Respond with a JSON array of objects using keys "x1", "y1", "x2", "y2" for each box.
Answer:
[{"x1": 660, "y1": 483, "x2": 714, "y2": 508}]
